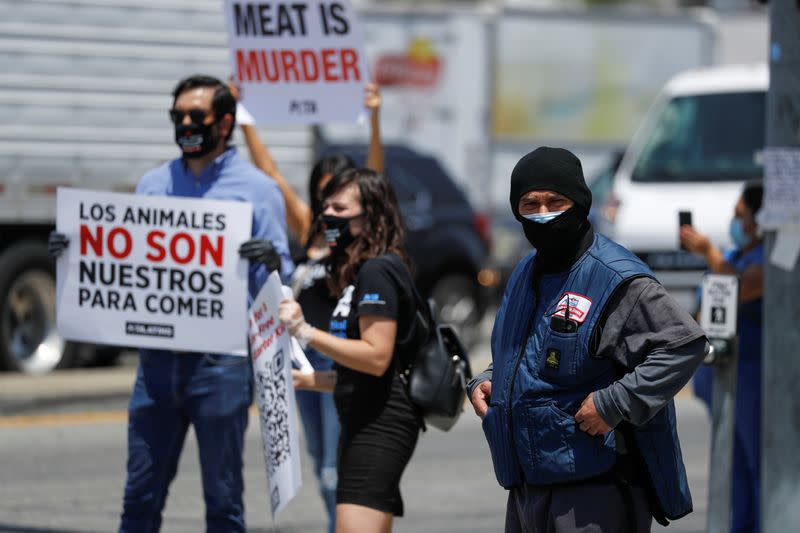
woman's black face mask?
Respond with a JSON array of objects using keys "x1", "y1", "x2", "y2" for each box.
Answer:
[{"x1": 321, "y1": 214, "x2": 360, "y2": 256}]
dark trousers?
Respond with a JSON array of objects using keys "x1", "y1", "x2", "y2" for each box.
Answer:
[
  {"x1": 505, "y1": 482, "x2": 653, "y2": 533},
  {"x1": 119, "y1": 351, "x2": 251, "y2": 533}
]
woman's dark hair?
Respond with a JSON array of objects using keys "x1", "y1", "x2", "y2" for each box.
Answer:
[
  {"x1": 742, "y1": 179, "x2": 763, "y2": 217},
  {"x1": 322, "y1": 168, "x2": 411, "y2": 295},
  {"x1": 308, "y1": 154, "x2": 356, "y2": 218},
  {"x1": 171, "y1": 75, "x2": 236, "y2": 142}
]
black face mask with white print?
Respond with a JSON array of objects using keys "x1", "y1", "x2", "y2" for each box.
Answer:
[
  {"x1": 174, "y1": 121, "x2": 218, "y2": 159},
  {"x1": 321, "y1": 214, "x2": 359, "y2": 256}
]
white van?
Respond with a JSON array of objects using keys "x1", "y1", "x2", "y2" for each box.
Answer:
[{"x1": 599, "y1": 64, "x2": 767, "y2": 295}]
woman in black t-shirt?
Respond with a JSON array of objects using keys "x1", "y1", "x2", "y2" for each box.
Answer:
[
  {"x1": 279, "y1": 168, "x2": 422, "y2": 533},
  {"x1": 234, "y1": 82, "x2": 384, "y2": 533}
]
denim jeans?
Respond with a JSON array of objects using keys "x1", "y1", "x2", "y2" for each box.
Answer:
[
  {"x1": 295, "y1": 348, "x2": 340, "y2": 533},
  {"x1": 119, "y1": 350, "x2": 251, "y2": 533}
]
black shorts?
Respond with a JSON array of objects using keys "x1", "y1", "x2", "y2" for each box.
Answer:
[{"x1": 335, "y1": 376, "x2": 420, "y2": 516}]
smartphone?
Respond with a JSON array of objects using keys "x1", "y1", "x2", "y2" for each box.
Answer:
[{"x1": 678, "y1": 210, "x2": 692, "y2": 250}]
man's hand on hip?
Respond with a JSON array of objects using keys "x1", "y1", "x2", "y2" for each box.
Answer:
[
  {"x1": 470, "y1": 380, "x2": 492, "y2": 419},
  {"x1": 575, "y1": 392, "x2": 611, "y2": 436}
]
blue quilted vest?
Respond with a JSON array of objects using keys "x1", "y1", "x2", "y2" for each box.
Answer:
[{"x1": 482, "y1": 234, "x2": 692, "y2": 521}]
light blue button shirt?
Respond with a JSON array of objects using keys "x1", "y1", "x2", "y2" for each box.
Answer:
[{"x1": 136, "y1": 147, "x2": 294, "y2": 304}]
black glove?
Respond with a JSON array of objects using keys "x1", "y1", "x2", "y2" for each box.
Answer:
[
  {"x1": 48, "y1": 231, "x2": 70, "y2": 258},
  {"x1": 238, "y1": 238, "x2": 281, "y2": 273}
]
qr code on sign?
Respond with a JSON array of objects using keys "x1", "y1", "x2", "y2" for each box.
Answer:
[{"x1": 255, "y1": 349, "x2": 291, "y2": 476}]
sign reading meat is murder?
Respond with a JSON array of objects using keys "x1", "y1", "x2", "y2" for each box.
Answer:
[
  {"x1": 55, "y1": 188, "x2": 252, "y2": 355},
  {"x1": 224, "y1": 0, "x2": 368, "y2": 124}
]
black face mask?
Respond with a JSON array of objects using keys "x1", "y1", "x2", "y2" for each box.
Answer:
[
  {"x1": 321, "y1": 214, "x2": 359, "y2": 256},
  {"x1": 175, "y1": 121, "x2": 218, "y2": 159},
  {"x1": 520, "y1": 207, "x2": 589, "y2": 262}
]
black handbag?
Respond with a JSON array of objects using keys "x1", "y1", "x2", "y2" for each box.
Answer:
[{"x1": 401, "y1": 288, "x2": 472, "y2": 431}]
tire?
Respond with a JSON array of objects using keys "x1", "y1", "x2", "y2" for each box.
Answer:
[
  {"x1": 0, "y1": 241, "x2": 69, "y2": 373},
  {"x1": 428, "y1": 273, "x2": 483, "y2": 350}
]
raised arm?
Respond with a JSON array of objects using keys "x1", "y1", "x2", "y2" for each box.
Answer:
[
  {"x1": 679, "y1": 224, "x2": 732, "y2": 274},
  {"x1": 231, "y1": 83, "x2": 313, "y2": 244},
  {"x1": 364, "y1": 82, "x2": 385, "y2": 174},
  {"x1": 240, "y1": 122, "x2": 312, "y2": 243},
  {"x1": 679, "y1": 224, "x2": 763, "y2": 303}
]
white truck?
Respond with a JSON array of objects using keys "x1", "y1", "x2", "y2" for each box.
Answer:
[
  {"x1": 0, "y1": 1, "x2": 721, "y2": 372},
  {"x1": 597, "y1": 63, "x2": 768, "y2": 309}
]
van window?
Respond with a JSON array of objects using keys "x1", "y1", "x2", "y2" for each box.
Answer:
[{"x1": 632, "y1": 92, "x2": 765, "y2": 183}]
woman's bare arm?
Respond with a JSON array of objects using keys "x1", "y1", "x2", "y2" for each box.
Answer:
[
  {"x1": 293, "y1": 369, "x2": 337, "y2": 392},
  {"x1": 230, "y1": 82, "x2": 313, "y2": 243},
  {"x1": 364, "y1": 82, "x2": 385, "y2": 174},
  {"x1": 305, "y1": 315, "x2": 396, "y2": 377},
  {"x1": 239, "y1": 123, "x2": 312, "y2": 243}
]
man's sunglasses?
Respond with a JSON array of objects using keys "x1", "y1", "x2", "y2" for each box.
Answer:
[{"x1": 168, "y1": 108, "x2": 212, "y2": 125}]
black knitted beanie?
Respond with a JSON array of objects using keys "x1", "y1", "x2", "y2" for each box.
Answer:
[{"x1": 509, "y1": 146, "x2": 592, "y2": 219}]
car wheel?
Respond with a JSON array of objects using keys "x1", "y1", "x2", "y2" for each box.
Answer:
[
  {"x1": 429, "y1": 273, "x2": 482, "y2": 350},
  {"x1": 0, "y1": 242, "x2": 70, "y2": 373}
]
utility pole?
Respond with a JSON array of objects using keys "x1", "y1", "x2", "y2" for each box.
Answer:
[{"x1": 762, "y1": 1, "x2": 800, "y2": 532}]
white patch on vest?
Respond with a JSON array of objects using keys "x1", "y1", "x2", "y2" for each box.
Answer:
[
  {"x1": 552, "y1": 292, "x2": 593, "y2": 323},
  {"x1": 332, "y1": 285, "x2": 355, "y2": 318}
]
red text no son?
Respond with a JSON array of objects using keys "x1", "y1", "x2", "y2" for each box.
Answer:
[{"x1": 80, "y1": 224, "x2": 224, "y2": 267}]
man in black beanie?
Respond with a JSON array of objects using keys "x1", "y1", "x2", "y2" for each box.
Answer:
[
  {"x1": 509, "y1": 146, "x2": 593, "y2": 271},
  {"x1": 468, "y1": 147, "x2": 708, "y2": 532}
]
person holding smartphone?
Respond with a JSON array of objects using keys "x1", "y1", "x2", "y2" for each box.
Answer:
[{"x1": 680, "y1": 180, "x2": 764, "y2": 533}]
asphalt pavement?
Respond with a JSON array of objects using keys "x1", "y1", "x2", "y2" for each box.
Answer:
[
  {"x1": 0, "y1": 356, "x2": 139, "y2": 416},
  {"x1": 0, "y1": 374, "x2": 710, "y2": 533},
  {"x1": 0, "y1": 311, "x2": 711, "y2": 532}
]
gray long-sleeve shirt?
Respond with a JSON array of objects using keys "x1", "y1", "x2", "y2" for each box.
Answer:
[{"x1": 468, "y1": 277, "x2": 708, "y2": 428}]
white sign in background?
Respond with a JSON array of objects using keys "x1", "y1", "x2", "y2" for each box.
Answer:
[
  {"x1": 762, "y1": 147, "x2": 800, "y2": 229},
  {"x1": 700, "y1": 274, "x2": 739, "y2": 339},
  {"x1": 56, "y1": 188, "x2": 252, "y2": 355},
  {"x1": 248, "y1": 272, "x2": 303, "y2": 520},
  {"x1": 761, "y1": 147, "x2": 800, "y2": 271},
  {"x1": 224, "y1": 0, "x2": 368, "y2": 124}
]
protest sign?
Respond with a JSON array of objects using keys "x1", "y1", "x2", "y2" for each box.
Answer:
[
  {"x1": 249, "y1": 272, "x2": 303, "y2": 519},
  {"x1": 224, "y1": 0, "x2": 368, "y2": 124},
  {"x1": 55, "y1": 188, "x2": 252, "y2": 355}
]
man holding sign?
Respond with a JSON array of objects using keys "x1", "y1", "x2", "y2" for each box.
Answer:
[{"x1": 51, "y1": 75, "x2": 292, "y2": 532}]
